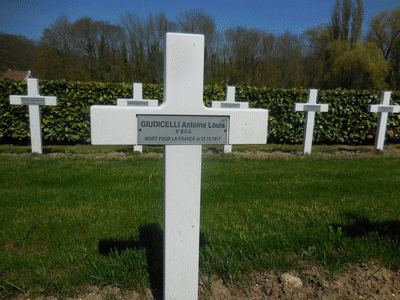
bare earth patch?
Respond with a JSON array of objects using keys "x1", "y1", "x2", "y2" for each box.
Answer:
[
  {"x1": 12, "y1": 263, "x2": 400, "y2": 299},
  {"x1": 199, "y1": 263, "x2": 400, "y2": 300}
]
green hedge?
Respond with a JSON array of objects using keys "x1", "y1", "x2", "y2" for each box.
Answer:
[{"x1": 1, "y1": 78, "x2": 399, "y2": 145}]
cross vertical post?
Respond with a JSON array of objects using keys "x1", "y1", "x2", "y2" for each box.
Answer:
[
  {"x1": 294, "y1": 89, "x2": 329, "y2": 155},
  {"x1": 28, "y1": 80, "x2": 42, "y2": 154},
  {"x1": 162, "y1": 33, "x2": 204, "y2": 299},
  {"x1": 368, "y1": 91, "x2": 400, "y2": 151},
  {"x1": 9, "y1": 78, "x2": 57, "y2": 154}
]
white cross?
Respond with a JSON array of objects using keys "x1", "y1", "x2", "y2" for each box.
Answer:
[
  {"x1": 211, "y1": 86, "x2": 249, "y2": 153},
  {"x1": 117, "y1": 83, "x2": 159, "y2": 152},
  {"x1": 294, "y1": 89, "x2": 329, "y2": 155},
  {"x1": 9, "y1": 78, "x2": 57, "y2": 154},
  {"x1": 368, "y1": 91, "x2": 400, "y2": 151},
  {"x1": 90, "y1": 33, "x2": 268, "y2": 299}
]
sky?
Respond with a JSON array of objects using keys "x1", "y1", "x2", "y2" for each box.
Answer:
[{"x1": 0, "y1": 0, "x2": 399, "y2": 41}]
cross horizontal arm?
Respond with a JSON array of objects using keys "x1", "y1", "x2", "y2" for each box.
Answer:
[
  {"x1": 294, "y1": 103, "x2": 329, "y2": 112},
  {"x1": 10, "y1": 96, "x2": 57, "y2": 106},
  {"x1": 368, "y1": 105, "x2": 400, "y2": 113},
  {"x1": 90, "y1": 105, "x2": 268, "y2": 145}
]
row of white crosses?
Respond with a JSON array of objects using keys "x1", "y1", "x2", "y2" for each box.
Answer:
[
  {"x1": 90, "y1": 33, "x2": 269, "y2": 299},
  {"x1": 294, "y1": 89, "x2": 400, "y2": 154},
  {"x1": 8, "y1": 73, "x2": 400, "y2": 159}
]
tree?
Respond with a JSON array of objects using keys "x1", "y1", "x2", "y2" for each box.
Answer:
[
  {"x1": 366, "y1": 7, "x2": 400, "y2": 60},
  {"x1": 341, "y1": 0, "x2": 352, "y2": 41},
  {"x1": 350, "y1": 0, "x2": 364, "y2": 46},
  {"x1": 0, "y1": 33, "x2": 37, "y2": 74},
  {"x1": 272, "y1": 30, "x2": 304, "y2": 88},
  {"x1": 330, "y1": 0, "x2": 364, "y2": 43},
  {"x1": 324, "y1": 40, "x2": 390, "y2": 90},
  {"x1": 38, "y1": 15, "x2": 76, "y2": 80},
  {"x1": 177, "y1": 10, "x2": 218, "y2": 83},
  {"x1": 331, "y1": 0, "x2": 342, "y2": 40},
  {"x1": 366, "y1": 6, "x2": 400, "y2": 88},
  {"x1": 302, "y1": 24, "x2": 333, "y2": 87}
]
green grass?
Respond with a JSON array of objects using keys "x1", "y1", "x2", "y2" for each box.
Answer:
[{"x1": 1, "y1": 145, "x2": 400, "y2": 298}]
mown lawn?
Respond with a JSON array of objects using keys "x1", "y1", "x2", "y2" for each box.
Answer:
[{"x1": 1, "y1": 144, "x2": 399, "y2": 298}]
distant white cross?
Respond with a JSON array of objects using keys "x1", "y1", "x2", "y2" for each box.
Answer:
[
  {"x1": 9, "y1": 78, "x2": 57, "y2": 154},
  {"x1": 117, "y1": 83, "x2": 159, "y2": 152},
  {"x1": 212, "y1": 86, "x2": 249, "y2": 153},
  {"x1": 294, "y1": 89, "x2": 329, "y2": 155},
  {"x1": 368, "y1": 91, "x2": 400, "y2": 151},
  {"x1": 90, "y1": 33, "x2": 268, "y2": 299}
]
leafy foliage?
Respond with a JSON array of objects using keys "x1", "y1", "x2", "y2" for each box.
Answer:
[
  {"x1": 0, "y1": 78, "x2": 399, "y2": 145},
  {"x1": 324, "y1": 41, "x2": 390, "y2": 90}
]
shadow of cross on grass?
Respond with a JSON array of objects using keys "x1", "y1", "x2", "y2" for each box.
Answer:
[
  {"x1": 333, "y1": 213, "x2": 400, "y2": 240},
  {"x1": 98, "y1": 223, "x2": 208, "y2": 300}
]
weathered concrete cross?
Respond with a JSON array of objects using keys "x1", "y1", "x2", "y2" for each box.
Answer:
[
  {"x1": 117, "y1": 83, "x2": 159, "y2": 152},
  {"x1": 90, "y1": 33, "x2": 268, "y2": 299},
  {"x1": 9, "y1": 78, "x2": 57, "y2": 154},
  {"x1": 368, "y1": 91, "x2": 400, "y2": 151},
  {"x1": 294, "y1": 89, "x2": 329, "y2": 155},
  {"x1": 211, "y1": 86, "x2": 249, "y2": 153}
]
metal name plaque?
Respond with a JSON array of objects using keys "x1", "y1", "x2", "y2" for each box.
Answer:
[
  {"x1": 221, "y1": 103, "x2": 240, "y2": 108},
  {"x1": 304, "y1": 105, "x2": 322, "y2": 112},
  {"x1": 127, "y1": 100, "x2": 149, "y2": 106},
  {"x1": 137, "y1": 115, "x2": 229, "y2": 145},
  {"x1": 378, "y1": 106, "x2": 394, "y2": 113},
  {"x1": 21, "y1": 97, "x2": 46, "y2": 105}
]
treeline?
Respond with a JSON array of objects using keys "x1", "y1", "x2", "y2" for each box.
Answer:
[{"x1": 1, "y1": 0, "x2": 399, "y2": 90}]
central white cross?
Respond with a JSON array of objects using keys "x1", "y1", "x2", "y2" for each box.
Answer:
[
  {"x1": 90, "y1": 33, "x2": 268, "y2": 299},
  {"x1": 294, "y1": 89, "x2": 329, "y2": 155},
  {"x1": 368, "y1": 91, "x2": 400, "y2": 150}
]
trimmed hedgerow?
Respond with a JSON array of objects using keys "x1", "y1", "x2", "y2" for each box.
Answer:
[{"x1": 0, "y1": 78, "x2": 399, "y2": 145}]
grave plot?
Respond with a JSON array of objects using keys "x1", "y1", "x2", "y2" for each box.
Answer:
[
  {"x1": 368, "y1": 91, "x2": 400, "y2": 151},
  {"x1": 294, "y1": 89, "x2": 329, "y2": 155},
  {"x1": 90, "y1": 32, "x2": 268, "y2": 299},
  {"x1": 9, "y1": 78, "x2": 57, "y2": 154}
]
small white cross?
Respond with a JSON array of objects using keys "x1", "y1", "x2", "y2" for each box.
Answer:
[
  {"x1": 211, "y1": 86, "x2": 248, "y2": 153},
  {"x1": 294, "y1": 89, "x2": 329, "y2": 155},
  {"x1": 9, "y1": 78, "x2": 57, "y2": 154},
  {"x1": 117, "y1": 83, "x2": 159, "y2": 152},
  {"x1": 368, "y1": 91, "x2": 400, "y2": 151}
]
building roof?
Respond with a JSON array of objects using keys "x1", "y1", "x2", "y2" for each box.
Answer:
[{"x1": 3, "y1": 70, "x2": 32, "y2": 80}]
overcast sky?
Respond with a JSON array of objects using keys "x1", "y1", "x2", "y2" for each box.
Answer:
[{"x1": 0, "y1": 0, "x2": 399, "y2": 41}]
